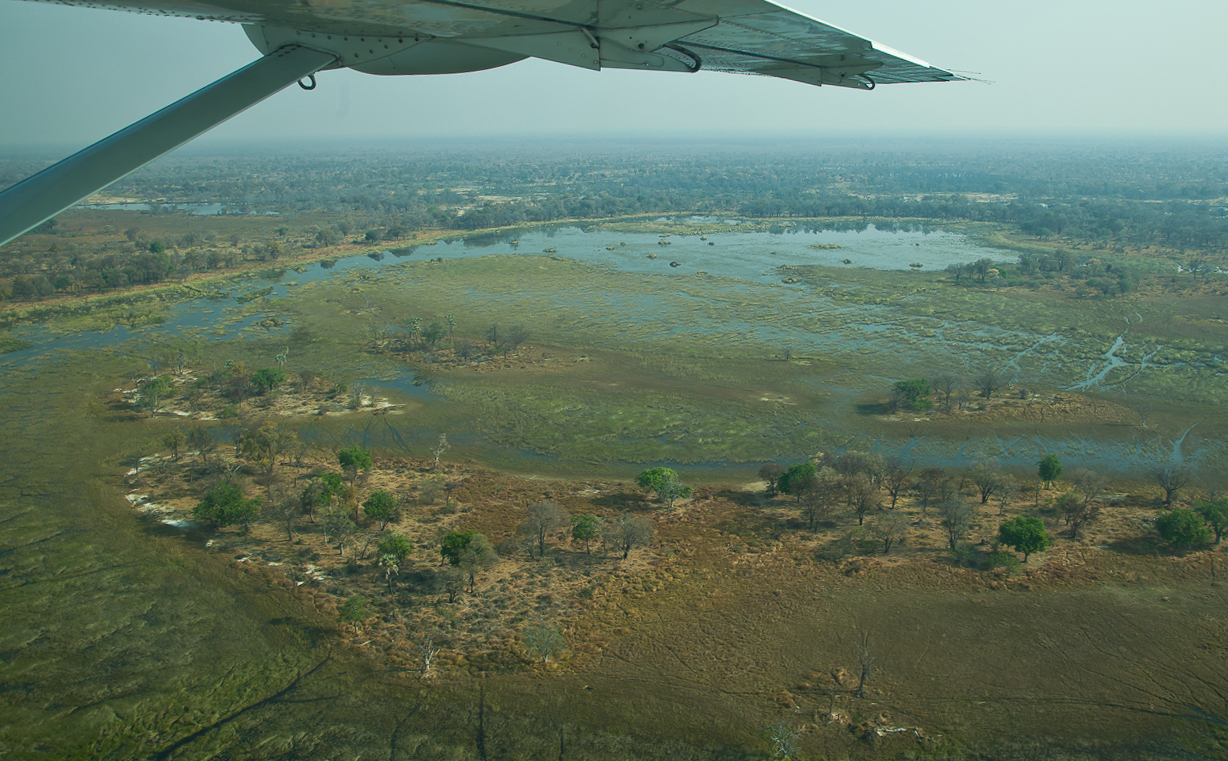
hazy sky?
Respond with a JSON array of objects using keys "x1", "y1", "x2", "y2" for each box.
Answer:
[{"x1": 1, "y1": 0, "x2": 1227, "y2": 152}]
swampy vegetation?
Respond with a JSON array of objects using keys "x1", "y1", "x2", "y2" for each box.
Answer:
[{"x1": 1, "y1": 137, "x2": 1227, "y2": 759}]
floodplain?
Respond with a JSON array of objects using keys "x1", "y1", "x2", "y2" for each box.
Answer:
[{"x1": 2, "y1": 141, "x2": 1228, "y2": 759}]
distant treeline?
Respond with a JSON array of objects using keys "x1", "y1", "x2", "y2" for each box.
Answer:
[{"x1": 3, "y1": 140, "x2": 1227, "y2": 301}]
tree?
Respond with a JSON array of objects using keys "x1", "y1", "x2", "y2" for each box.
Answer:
[
  {"x1": 846, "y1": 476, "x2": 879, "y2": 526},
  {"x1": 932, "y1": 373, "x2": 960, "y2": 411},
  {"x1": 938, "y1": 497, "x2": 974, "y2": 550},
  {"x1": 163, "y1": 427, "x2": 186, "y2": 461},
  {"x1": 251, "y1": 367, "x2": 286, "y2": 393},
  {"x1": 337, "y1": 444, "x2": 373, "y2": 484},
  {"x1": 1038, "y1": 453, "x2": 1063, "y2": 488},
  {"x1": 969, "y1": 460, "x2": 1004, "y2": 504},
  {"x1": 611, "y1": 514, "x2": 654, "y2": 559},
  {"x1": 363, "y1": 490, "x2": 399, "y2": 530},
  {"x1": 1055, "y1": 491, "x2": 1100, "y2": 539},
  {"x1": 237, "y1": 422, "x2": 295, "y2": 474},
  {"x1": 187, "y1": 426, "x2": 216, "y2": 463},
  {"x1": 441, "y1": 530, "x2": 498, "y2": 590},
  {"x1": 997, "y1": 516, "x2": 1050, "y2": 562},
  {"x1": 504, "y1": 324, "x2": 530, "y2": 353},
  {"x1": 379, "y1": 553, "x2": 400, "y2": 591},
  {"x1": 892, "y1": 377, "x2": 932, "y2": 411},
  {"x1": 1196, "y1": 501, "x2": 1228, "y2": 544},
  {"x1": 431, "y1": 433, "x2": 450, "y2": 470},
  {"x1": 914, "y1": 467, "x2": 947, "y2": 514},
  {"x1": 522, "y1": 623, "x2": 567, "y2": 663},
  {"x1": 322, "y1": 507, "x2": 359, "y2": 556},
  {"x1": 1155, "y1": 508, "x2": 1210, "y2": 548},
  {"x1": 520, "y1": 499, "x2": 570, "y2": 558},
  {"x1": 1152, "y1": 464, "x2": 1190, "y2": 506},
  {"x1": 758, "y1": 464, "x2": 785, "y2": 497},
  {"x1": 799, "y1": 469, "x2": 838, "y2": 530},
  {"x1": 880, "y1": 459, "x2": 914, "y2": 508},
  {"x1": 1071, "y1": 468, "x2": 1107, "y2": 511},
  {"x1": 339, "y1": 595, "x2": 369, "y2": 627},
  {"x1": 870, "y1": 511, "x2": 909, "y2": 554},
  {"x1": 137, "y1": 375, "x2": 172, "y2": 418},
  {"x1": 435, "y1": 565, "x2": 467, "y2": 603},
  {"x1": 378, "y1": 531, "x2": 413, "y2": 563},
  {"x1": 635, "y1": 467, "x2": 692, "y2": 509},
  {"x1": 193, "y1": 483, "x2": 260, "y2": 531},
  {"x1": 776, "y1": 461, "x2": 818, "y2": 503},
  {"x1": 570, "y1": 513, "x2": 602, "y2": 554},
  {"x1": 262, "y1": 492, "x2": 299, "y2": 541},
  {"x1": 975, "y1": 368, "x2": 1003, "y2": 399}
]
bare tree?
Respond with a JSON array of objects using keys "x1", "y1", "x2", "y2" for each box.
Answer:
[
  {"x1": 870, "y1": 511, "x2": 910, "y2": 554},
  {"x1": 1153, "y1": 464, "x2": 1190, "y2": 506},
  {"x1": 417, "y1": 634, "x2": 441, "y2": 678},
  {"x1": 519, "y1": 499, "x2": 570, "y2": 559},
  {"x1": 975, "y1": 368, "x2": 1004, "y2": 400},
  {"x1": 800, "y1": 468, "x2": 839, "y2": 530},
  {"x1": 1057, "y1": 491, "x2": 1100, "y2": 539},
  {"x1": 846, "y1": 476, "x2": 879, "y2": 526},
  {"x1": 504, "y1": 324, "x2": 530, "y2": 353},
  {"x1": 764, "y1": 723, "x2": 801, "y2": 759},
  {"x1": 431, "y1": 433, "x2": 450, "y2": 470},
  {"x1": 262, "y1": 490, "x2": 299, "y2": 541},
  {"x1": 880, "y1": 458, "x2": 914, "y2": 508},
  {"x1": 435, "y1": 565, "x2": 466, "y2": 603},
  {"x1": 1072, "y1": 468, "x2": 1107, "y2": 508},
  {"x1": 938, "y1": 496, "x2": 974, "y2": 550},
  {"x1": 914, "y1": 467, "x2": 947, "y2": 515},
  {"x1": 758, "y1": 463, "x2": 785, "y2": 497},
  {"x1": 969, "y1": 460, "x2": 1004, "y2": 504},
  {"x1": 856, "y1": 638, "x2": 878, "y2": 698},
  {"x1": 932, "y1": 373, "x2": 960, "y2": 411},
  {"x1": 611, "y1": 514, "x2": 654, "y2": 559},
  {"x1": 996, "y1": 478, "x2": 1018, "y2": 516}
]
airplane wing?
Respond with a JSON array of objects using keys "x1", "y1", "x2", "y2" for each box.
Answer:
[{"x1": 0, "y1": 0, "x2": 964, "y2": 246}]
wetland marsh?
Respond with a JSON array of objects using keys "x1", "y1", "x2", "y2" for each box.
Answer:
[{"x1": 3, "y1": 141, "x2": 1228, "y2": 759}]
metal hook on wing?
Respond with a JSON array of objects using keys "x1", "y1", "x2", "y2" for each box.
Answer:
[
  {"x1": 662, "y1": 44, "x2": 702, "y2": 73},
  {"x1": 298, "y1": 73, "x2": 317, "y2": 90}
]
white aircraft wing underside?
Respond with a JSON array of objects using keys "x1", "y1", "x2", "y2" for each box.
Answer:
[
  {"x1": 1, "y1": 0, "x2": 964, "y2": 246},
  {"x1": 18, "y1": 0, "x2": 962, "y2": 87}
]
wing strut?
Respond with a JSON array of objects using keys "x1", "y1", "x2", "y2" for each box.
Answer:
[{"x1": 0, "y1": 45, "x2": 337, "y2": 247}]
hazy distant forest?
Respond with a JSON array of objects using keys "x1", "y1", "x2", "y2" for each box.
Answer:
[{"x1": 2, "y1": 139, "x2": 1226, "y2": 299}]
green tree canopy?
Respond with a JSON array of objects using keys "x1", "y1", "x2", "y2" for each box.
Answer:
[
  {"x1": 635, "y1": 467, "x2": 693, "y2": 510},
  {"x1": 338, "y1": 445, "x2": 373, "y2": 483},
  {"x1": 363, "y1": 489, "x2": 399, "y2": 530},
  {"x1": 251, "y1": 367, "x2": 286, "y2": 393},
  {"x1": 339, "y1": 595, "x2": 369, "y2": 625},
  {"x1": 192, "y1": 483, "x2": 260, "y2": 531},
  {"x1": 776, "y1": 461, "x2": 818, "y2": 502},
  {"x1": 441, "y1": 529, "x2": 478, "y2": 566},
  {"x1": 892, "y1": 377, "x2": 932, "y2": 411},
  {"x1": 377, "y1": 532, "x2": 413, "y2": 563},
  {"x1": 571, "y1": 514, "x2": 602, "y2": 554},
  {"x1": 1196, "y1": 501, "x2": 1228, "y2": 544},
  {"x1": 1156, "y1": 508, "x2": 1210, "y2": 548},
  {"x1": 997, "y1": 516, "x2": 1050, "y2": 562},
  {"x1": 1038, "y1": 453, "x2": 1063, "y2": 487},
  {"x1": 439, "y1": 530, "x2": 498, "y2": 590}
]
